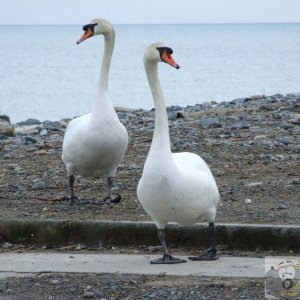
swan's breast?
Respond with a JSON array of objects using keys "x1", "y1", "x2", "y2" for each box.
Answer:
[{"x1": 62, "y1": 113, "x2": 127, "y2": 177}]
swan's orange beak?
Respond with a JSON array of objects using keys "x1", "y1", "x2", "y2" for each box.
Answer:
[
  {"x1": 77, "y1": 28, "x2": 94, "y2": 44},
  {"x1": 162, "y1": 50, "x2": 180, "y2": 69}
]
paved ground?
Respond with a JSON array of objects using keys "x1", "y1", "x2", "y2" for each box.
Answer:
[{"x1": 0, "y1": 253, "x2": 264, "y2": 278}]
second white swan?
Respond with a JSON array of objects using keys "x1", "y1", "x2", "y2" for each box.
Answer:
[{"x1": 137, "y1": 43, "x2": 220, "y2": 264}]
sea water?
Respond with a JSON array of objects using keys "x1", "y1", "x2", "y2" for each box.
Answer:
[{"x1": 0, "y1": 23, "x2": 300, "y2": 123}]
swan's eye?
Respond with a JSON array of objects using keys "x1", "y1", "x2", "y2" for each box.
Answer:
[
  {"x1": 82, "y1": 23, "x2": 97, "y2": 32},
  {"x1": 166, "y1": 47, "x2": 173, "y2": 55},
  {"x1": 156, "y1": 46, "x2": 173, "y2": 58}
]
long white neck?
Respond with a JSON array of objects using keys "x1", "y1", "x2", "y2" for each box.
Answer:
[
  {"x1": 145, "y1": 61, "x2": 172, "y2": 156},
  {"x1": 98, "y1": 31, "x2": 114, "y2": 92},
  {"x1": 92, "y1": 30, "x2": 115, "y2": 115}
]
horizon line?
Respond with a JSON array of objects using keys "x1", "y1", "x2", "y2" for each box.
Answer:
[{"x1": 1, "y1": 21, "x2": 300, "y2": 26}]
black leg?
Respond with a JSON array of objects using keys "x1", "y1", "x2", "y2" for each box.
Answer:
[
  {"x1": 151, "y1": 229, "x2": 186, "y2": 264},
  {"x1": 107, "y1": 177, "x2": 114, "y2": 196},
  {"x1": 99, "y1": 177, "x2": 121, "y2": 204},
  {"x1": 94, "y1": 177, "x2": 121, "y2": 205},
  {"x1": 67, "y1": 176, "x2": 121, "y2": 206},
  {"x1": 188, "y1": 222, "x2": 219, "y2": 261},
  {"x1": 69, "y1": 175, "x2": 76, "y2": 205}
]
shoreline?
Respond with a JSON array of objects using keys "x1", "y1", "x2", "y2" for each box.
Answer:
[{"x1": 1, "y1": 92, "x2": 299, "y2": 126}]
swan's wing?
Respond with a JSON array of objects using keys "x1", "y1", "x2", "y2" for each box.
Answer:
[
  {"x1": 62, "y1": 113, "x2": 92, "y2": 165},
  {"x1": 172, "y1": 152, "x2": 212, "y2": 174},
  {"x1": 172, "y1": 151, "x2": 220, "y2": 210}
]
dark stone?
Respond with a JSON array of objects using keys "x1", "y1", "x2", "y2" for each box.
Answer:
[
  {"x1": 17, "y1": 118, "x2": 41, "y2": 126},
  {"x1": 277, "y1": 136, "x2": 293, "y2": 145},
  {"x1": 229, "y1": 98, "x2": 245, "y2": 105},
  {"x1": 280, "y1": 124, "x2": 293, "y2": 130},
  {"x1": 43, "y1": 121, "x2": 61, "y2": 131},
  {"x1": 25, "y1": 136, "x2": 38, "y2": 144},
  {"x1": 0, "y1": 134, "x2": 8, "y2": 140},
  {"x1": 200, "y1": 117, "x2": 222, "y2": 129},
  {"x1": 32, "y1": 181, "x2": 46, "y2": 190},
  {"x1": 168, "y1": 111, "x2": 184, "y2": 121},
  {"x1": 0, "y1": 115, "x2": 10, "y2": 122},
  {"x1": 259, "y1": 104, "x2": 271, "y2": 111},
  {"x1": 225, "y1": 115, "x2": 241, "y2": 123},
  {"x1": 167, "y1": 105, "x2": 182, "y2": 112},
  {"x1": 0, "y1": 115, "x2": 15, "y2": 137}
]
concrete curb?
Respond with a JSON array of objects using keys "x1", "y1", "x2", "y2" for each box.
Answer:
[{"x1": 0, "y1": 219, "x2": 299, "y2": 250}]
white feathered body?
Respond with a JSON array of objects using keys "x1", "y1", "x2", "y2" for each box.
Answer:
[
  {"x1": 137, "y1": 150, "x2": 220, "y2": 229},
  {"x1": 62, "y1": 96, "x2": 128, "y2": 178}
]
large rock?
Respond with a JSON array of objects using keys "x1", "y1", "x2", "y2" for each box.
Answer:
[
  {"x1": 0, "y1": 115, "x2": 15, "y2": 137},
  {"x1": 200, "y1": 116, "x2": 222, "y2": 129},
  {"x1": 17, "y1": 118, "x2": 41, "y2": 126}
]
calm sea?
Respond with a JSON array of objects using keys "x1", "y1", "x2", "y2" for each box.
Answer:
[{"x1": 1, "y1": 23, "x2": 300, "y2": 123}]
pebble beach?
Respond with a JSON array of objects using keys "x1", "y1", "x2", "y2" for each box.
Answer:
[
  {"x1": 0, "y1": 92, "x2": 299, "y2": 224},
  {"x1": 0, "y1": 92, "x2": 300, "y2": 299}
]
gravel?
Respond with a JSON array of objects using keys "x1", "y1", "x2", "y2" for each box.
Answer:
[
  {"x1": 1, "y1": 92, "x2": 299, "y2": 299},
  {"x1": 0, "y1": 273, "x2": 265, "y2": 300},
  {"x1": 0, "y1": 93, "x2": 299, "y2": 225}
]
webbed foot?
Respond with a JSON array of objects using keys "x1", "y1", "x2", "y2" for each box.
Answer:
[
  {"x1": 110, "y1": 194, "x2": 121, "y2": 204},
  {"x1": 94, "y1": 194, "x2": 121, "y2": 205},
  {"x1": 69, "y1": 196, "x2": 79, "y2": 205},
  {"x1": 151, "y1": 254, "x2": 186, "y2": 264},
  {"x1": 188, "y1": 248, "x2": 219, "y2": 261},
  {"x1": 69, "y1": 197, "x2": 91, "y2": 205}
]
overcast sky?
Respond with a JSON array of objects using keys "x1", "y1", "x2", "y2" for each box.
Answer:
[{"x1": 1, "y1": 0, "x2": 300, "y2": 25}]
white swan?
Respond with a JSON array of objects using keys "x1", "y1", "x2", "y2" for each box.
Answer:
[
  {"x1": 137, "y1": 43, "x2": 220, "y2": 264},
  {"x1": 62, "y1": 18, "x2": 128, "y2": 204}
]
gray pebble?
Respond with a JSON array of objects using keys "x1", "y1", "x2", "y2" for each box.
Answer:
[
  {"x1": 40, "y1": 129, "x2": 48, "y2": 136},
  {"x1": 119, "y1": 118, "x2": 127, "y2": 126},
  {"x1": 293, "y1": 144, "x2": 300, "y2": 153},
  {"x1": 3, "y1": 153, "x2": 13, "y2": 159},
  {"x1": 280, "y1": 123, "x2": 294, "y2": 130},
  {"x1": 17, "y1": 118, "x2": 41, "y2": 126},
  {"x1": 245, "y1": 182, "x2": 263, "y2": 188},
  {"x1": 225, "y1": 115, "x2": 241, "y2": 123},
  {"x1": 43, "y1": 121, "x2": 61, "y2": 131},
  {"x1": 168, "y1": 111, "x2": 178, "y2": 121},
  {"x1": 0, "y1": 134, "x2": 8, "y2": 140},
  {"x1": 229, "y1": 98, "x2": 246, "y2": 105},
  {"x1": 25, "y1": 136, "x2": 38, "y2": 144},
  {"x1": 32, "y1": 181, "x2": 46, "y2": 190},
  {"x1": 2, "y1": 242, "x2": 14, "y2": 249},
  {"x1": 277, "y1": 136, "x2": 293, "y2": 145},
  {"x1": 149, "y1": 293, "x2": 158, "y2": 298},
  {"x1": 76, "y1": 244, "x2": 87, "y2": 250},
  {"x1": 278, "y1": 204, "x2": 287, "y2": 209},
  {"x1": 167, "y1": 105, "x2": 182, "y2": 112},
  {"x1": 289, "y1": 178, "x2": 300, "y2": 185},
  {"x1": 83, "y1": 290, "x2": 95, "y2": 298},
  {"x1": 200, "y1": 116, "x2": 221, "y2": 129}
]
